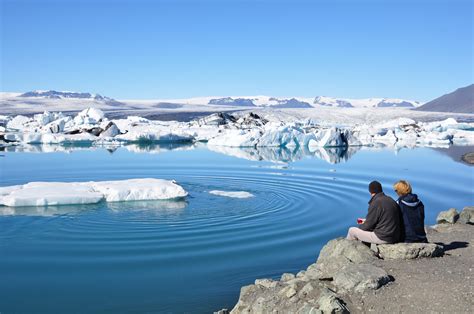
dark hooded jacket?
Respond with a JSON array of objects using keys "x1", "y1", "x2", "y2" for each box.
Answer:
[
  {"x1": 359, "y1": 192, "x2": 403, "y2": 243},
  {"x1": 398, "y1": 193, "x2": 427, "y2": 243}
]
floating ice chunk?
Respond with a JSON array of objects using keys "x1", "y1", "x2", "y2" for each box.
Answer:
[
  {"x1": 5, "y1": 132, "x2": 98, "y2": 144},
  {"x1": 207, "y1": 129, "x2": 261, "y2": 147},
  {"x1": 374, "y1": 118, "x2": 417, "y2": 129},
  {"x1": 73, "y1": 108, "x2": 105, "y2": 125},
  {"x1": 0, "y1": 182, "x2": 104, "y2": 207},
  {"x1": 6, "y1": 115, "x2": 31, "y2": 130},
  {"x1": 90, "y1": 179, "x2": 188, "y2": 202},
  {"x1": 115, "y1": 126, "x2": 194, "y2": 143},
  {"x1": 99, "y1": 122, "x2": 120, "y2": 138},
  {"x1": 257, "y1": 125, "x2": 304, "y2": 147},
  {"x1": 0, "y1": 179, "x2": 187, "y2": 207},
  {"x1": 209, "y1": 190, "x2": 254, "y2": 198},
  {"x1": 450, "y1": 129, "x2": 474, "y2": 145},
  {"x1": 307, "y1": 127, "x2": 347, "y2": 148}
]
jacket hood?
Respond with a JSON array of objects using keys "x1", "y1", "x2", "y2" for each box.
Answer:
[{"x1": 399, "y1": 193, "x2": 420, "y2": 207}]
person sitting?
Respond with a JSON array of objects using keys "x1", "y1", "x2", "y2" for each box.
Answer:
[
  {"x1": 393, "y1": 180, "x2": 428, "y2": 243},
  {"x1": 346, "y1": 180, "x2": 403, "y2": 244}
]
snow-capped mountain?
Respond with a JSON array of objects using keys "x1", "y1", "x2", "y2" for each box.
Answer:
[
  {"x1": 162, "y1": 95, "x2": 421, "y2": 108},
  {"x1": 313, "y1": 96, "x2": 421, "y2": 108},
  {"x1": 206, "y1": 96, "x2": 313, "y2": 108},
  {"x1": 19, "y1": 90, "x2": 113, "y2": 101}
]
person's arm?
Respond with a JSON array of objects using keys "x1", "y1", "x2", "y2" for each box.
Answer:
[
  {"x1": 419, "y1": 201, "x2": 425, "y2": 222},
  {"x1": 359, "y1": 203, "x2": 379, "y2": 231}
]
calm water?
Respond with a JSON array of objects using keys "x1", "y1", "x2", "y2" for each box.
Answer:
[{"x1": 0, "y1": 144, "x2": 473, "y2": 313}]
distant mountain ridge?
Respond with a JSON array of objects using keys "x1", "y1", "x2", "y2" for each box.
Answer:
[
  {"x1": 6, "y1": 90, "x2": 422, "y2": 109},
  {"x1": 416, "y1": 84, "x2": 473, "y2": 114},
  {"x1": 204, "y1": 96, "x2": 419, "y2": 108},
  {"x1": 19, "y1": 90, "x2": 113, "y2": 101}
]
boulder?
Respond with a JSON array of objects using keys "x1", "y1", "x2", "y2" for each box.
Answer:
[
  {"x1": 281, "y1": 273, "x2": 296, "y2": 282},
  {"x1": 461, "y1": 152, "x2": 474, "y2": 165},
  {"x1": 459, "y1": 206, "x2": 474, "y2": 224},
  {"x1": 333, "y1": 263, "x2": 391, "y2": 293},
  {"x1": 316, "y1": 287, "x2": 347, "y2": 313},
  {"x1": 314, "y1": 238, "x2": 378, "y2": 279},
  {"x1": 436, "y1": 208, "x2": 459, "y2": 224},
  {"x1": 377, "y1": 243, "x2": 444, "y2": 259}
]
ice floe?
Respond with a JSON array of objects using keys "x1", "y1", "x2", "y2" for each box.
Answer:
[
  {"x1": 0, "y1": 179, "x2": 188, "y2": 207},
  {"x1": 209, "y1": 190, "x2": 255, "y2": 198}
]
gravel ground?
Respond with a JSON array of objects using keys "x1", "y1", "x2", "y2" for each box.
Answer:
[{"x1": 345, "y1": 223, "x2": 474, "y2": 313}]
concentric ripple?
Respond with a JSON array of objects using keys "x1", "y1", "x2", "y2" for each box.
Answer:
[{"x1": 0, "y1": 146, "x2": 472, "y2": 313}]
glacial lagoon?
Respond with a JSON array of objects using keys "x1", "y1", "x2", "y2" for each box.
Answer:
[{"x1": 0, "y1": 144, "x2": 473, "y2": 313}]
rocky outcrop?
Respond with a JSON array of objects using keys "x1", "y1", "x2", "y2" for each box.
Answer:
[
  {"x1": 229, "y1": 279, "x2": 347, "y2": 313},
  {"x1": 376, "y1": 242, "x2": 444, "y2": 259},
  {"x1": 312, "y1": 238, "x2": 377, "y2": 279},
  {"x1": 436, "y1": 208, "x2": 459, "y2": 224},
  {"x1": 222, "y1": 208, "x2": 472, "y2": 313}
]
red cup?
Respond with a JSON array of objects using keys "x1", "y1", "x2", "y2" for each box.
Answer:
[{"x1": 357, "y1": 218, "x2": 364, "y2": 224}]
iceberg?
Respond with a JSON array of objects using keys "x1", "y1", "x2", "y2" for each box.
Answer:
[
  {"x1": 0, "y1": 179, "x2": 187, "y2": 207},
  {"x1": 2, "y1": 108, "x2": 473, "y2": 150},
  {"x1": 209, "y1": 190, "x2": 254, "y2": 198}
]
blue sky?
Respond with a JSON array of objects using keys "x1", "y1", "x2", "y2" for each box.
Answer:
[{"x1": 1, "y1": 0, "x2": 472, "y2": 101}]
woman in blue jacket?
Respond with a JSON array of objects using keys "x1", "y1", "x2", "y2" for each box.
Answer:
[{"x1": 393, "y1": 180, "x2": 428, "y2": 243}]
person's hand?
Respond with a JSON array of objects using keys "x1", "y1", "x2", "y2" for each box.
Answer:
[{"x1": 357, "y1": 218, "x2": 366, "y2": 224}]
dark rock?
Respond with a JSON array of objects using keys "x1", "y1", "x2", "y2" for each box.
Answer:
[{"x1": 84, "y1": 127, "x2": 103, "y2": 136}]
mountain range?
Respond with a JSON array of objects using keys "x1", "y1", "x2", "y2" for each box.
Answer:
[{"x1": 2, "y1": 84, "x2": 472, "y2": 113}]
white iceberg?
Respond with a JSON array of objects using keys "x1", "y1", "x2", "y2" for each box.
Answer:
[
  {"x1": 3, "y1": 107, "x2": 474, "y2": 150},
  {"x1": 0, "y1": 178, "x2": 187, "y2": 207},
  {"x1": 209, "y1": 190, "x2": 254, "y2": 198}
]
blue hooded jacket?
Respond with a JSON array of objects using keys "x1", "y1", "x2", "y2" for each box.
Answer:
[{"x1": 398, "y1": 193, "x2": 427, "y2": 243}]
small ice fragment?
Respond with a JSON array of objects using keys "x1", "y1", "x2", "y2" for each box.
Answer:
[{"x1": 209, "y1": 190, "x2": 254, "y2": 198}]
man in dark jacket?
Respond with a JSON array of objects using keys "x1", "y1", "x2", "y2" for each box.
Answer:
[{"x1": 346, "y1": 181, "x2": 403, "y2": 244}]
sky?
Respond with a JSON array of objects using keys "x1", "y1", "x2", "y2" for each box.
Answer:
[{"x1": 1, "y1": 0, "x2": 472, "y2": 101}]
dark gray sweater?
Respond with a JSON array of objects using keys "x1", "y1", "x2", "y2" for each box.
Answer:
[{"x1": 359, "y1": 192, "x2": 403, "y2": 243}]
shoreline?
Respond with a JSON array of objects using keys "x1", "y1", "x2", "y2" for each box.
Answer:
[{"x1": 217, "y1": 207, "x2": 474, "y2": 313}]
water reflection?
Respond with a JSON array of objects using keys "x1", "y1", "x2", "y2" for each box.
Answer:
[
  {"x1": 0, "y1": 200, "x2": 189, "y2": 217},
  {"x1": 0, "y1": 203, "x2": 97, "y2": 216},
  {"x1": 106, "y1": 199, "x2": 188, "y2": 213},
  {"x1": 0, "y1": 142, "x2": 463, "y2": 164},
  {"x1": 1, "y1": 142, "x2": 361, "y2": 164}
]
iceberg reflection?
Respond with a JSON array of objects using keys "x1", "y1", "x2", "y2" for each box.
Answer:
[{"x1": 0, "y1": 203, "x2": 96, "y2": 217}]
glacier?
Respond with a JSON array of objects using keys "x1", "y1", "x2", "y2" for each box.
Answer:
[{"x1": 1, "y1": 107, "x2": 474, "y2": 150}]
